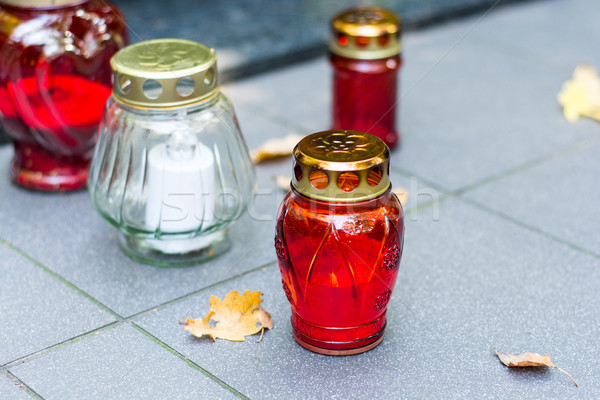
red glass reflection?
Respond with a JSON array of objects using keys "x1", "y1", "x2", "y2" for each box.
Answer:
[
  {"x1": 275, "y1": 188, "x2": 404, "y2": 354},
  {"x1": 0, "y1": 0, "x2": 128, "y2": 190},
  {"x1": 331, "y1": 54, "x2": 401, "y2": 150}
]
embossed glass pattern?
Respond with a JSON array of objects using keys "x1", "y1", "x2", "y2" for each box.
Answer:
[
  {"x1": 275, "y1": 130, "x2": 404, "y2": 355},
  {"x1": 88, "y1": 39, "x2": 255, "y2": 266}
]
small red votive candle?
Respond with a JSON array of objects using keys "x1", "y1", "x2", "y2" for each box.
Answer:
[
  {"x1": 330, "y1": 7, "x2": 402, "y2": 150},
  {"x1": 275, "y1": 130, "x2": 405, "y2": 355}
]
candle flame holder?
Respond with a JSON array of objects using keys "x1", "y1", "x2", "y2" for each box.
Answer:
[{"x1": 88, "y1": 39, "x2": 256, "y2": 266}]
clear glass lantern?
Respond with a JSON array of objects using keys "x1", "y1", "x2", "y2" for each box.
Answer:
[{"x1": 88, "y1": 39, "x2": 256, "y2": 266}]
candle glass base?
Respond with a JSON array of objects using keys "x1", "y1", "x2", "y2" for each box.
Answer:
[
  {"x1": 10, "y1": 142, "x2": 90, "y2": 191},
  {"x1": 118, "y1": 229, "x2": 230, "y2": 267},
  {"x1": 291, "y1": 312, "x2": 387, "y2": 356}
]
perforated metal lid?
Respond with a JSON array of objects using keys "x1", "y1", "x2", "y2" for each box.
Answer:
[
  {"x1": 329, "y1": 7, "x2": 402, "y2": 60},
  {"x1": 110, "y1": 39, "x2": 218, "y2": 108},
  {"x1": 292, "y1": 130, "x2": 391, "y2": 202}
]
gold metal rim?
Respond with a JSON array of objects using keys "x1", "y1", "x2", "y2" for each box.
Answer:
[
  {"x1": 291, "y1": 130, "x2": 391, "y2": 203},
  {"x1": 110, "y1": 39, "x2": 219, "y2": 108},
  {"x1": 330, "y1": 6, "x2": 402, "y2": 60}
]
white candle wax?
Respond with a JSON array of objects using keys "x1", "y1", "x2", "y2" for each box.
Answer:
[{"x1": 145, "y1": 137, "x2": 215, "y2": 234}]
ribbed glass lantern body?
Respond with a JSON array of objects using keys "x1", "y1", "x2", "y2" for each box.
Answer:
[
  {"x1": 88, "y1": 93, "x2": 255, "y2": 266},
  {"x1": 0, "y1": 0, "x2": 128, "y2": 191}
]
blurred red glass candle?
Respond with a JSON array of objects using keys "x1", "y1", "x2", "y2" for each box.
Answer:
[
  {"x1": 0, "y1": 0, "x2": 128, "y2": 191},
  {"x1": 330, "y1": 7, "x2": 402, "y2": 150},
  {"x1": 275, "y1": 130, "x2": 405, "y2": 355}
]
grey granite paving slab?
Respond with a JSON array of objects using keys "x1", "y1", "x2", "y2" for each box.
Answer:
[
  {"x1": 0, "y1": 244, "x2": 115, "y2": 366},
  {"x1": 466, "y1": 0, "x2": 600, "y2": 72},
  {"x1": 224, "y1": 12, "x2": 599, "y2": 193},
  {"x1": 0, "y1": 143, "x2": 274, "y2": 318},
  {"x1": 0, "y1": 374, "x2": 30, "y2": 400},
  {"x1": 392, "y1": 16, "x2": 599, "y2": 191},
  {"x1": 224, "y1": 58, "x2": 331, "y2": 135},
  {"x1": 10, "y1": 324, "x2": 238, "y2": 400},
  {"x1": 465, "y1": 140, "x2": 600, "y2": 256},
  {"x1": 136, "y1": 197, "x2": 600, "y2": 399}
]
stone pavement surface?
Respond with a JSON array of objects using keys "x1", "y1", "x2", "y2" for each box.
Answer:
[{"x1": 1, "y1": 0, "x2": 600, "y2": 398}]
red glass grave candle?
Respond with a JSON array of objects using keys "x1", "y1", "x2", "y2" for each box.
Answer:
[
  {"x1": 330, "y1": 7, "x2": 402, "y2": 150},
  {"x1": 0, "y1": 0, "x2": 128, "y2": 191},
  {"x1": 275, "y1": 130, "x2": 405, "y2": 355}
]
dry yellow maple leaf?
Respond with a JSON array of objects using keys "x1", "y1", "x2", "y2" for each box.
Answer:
[
  {"x1": 183, "y1": 290, "x2": 273, "y2": 342},
  {"x1": 251, "y1": 133, "x2": 305, "y2": 164},
  {"x1": 558, "y1": 64, "x2": 600, "y2": 123},
  {"x1": 493, "y1": 346, "x2": 578, "y2": 387}
]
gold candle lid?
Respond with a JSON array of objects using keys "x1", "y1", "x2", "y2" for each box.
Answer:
[
  {"x1": 292, "y1": 130, "x2": 391, "y2": 203},
  {"x1": 110, "y1": 39, "x2": 218, "y2": 108},
  {"x1": 0, "y1": 0, "x2": 83, "y2": 7},
  {"x1": 329, "y1": 7, "x2": 402, "y2": 60}
]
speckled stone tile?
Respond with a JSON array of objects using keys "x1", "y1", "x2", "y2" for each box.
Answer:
[
  {"x1": 224, "y1": 15, "x2": 599, "y2": 193},
  {"x1": 0, "y1": 374, "x2": 30, "y2": 400},
  {"x1": 465, "y1": 0, "x2": 600, "y2": 71},
  {"x1": 224, "y1": 58, "x2": 331, "y2": 134},
  {"x1": 136, "y1": 197, "x2": 600, "y2": 399},
  {"x1": 0, "y1": 244, "x2": 115, "y2": 365},
  {"x1": 9, "y1": 324, "x2": 239, "y2": 400},
  {"x1": 391, "y1": 17, "x2": 599, "y2": 191},
  {"x1": 0, "y1": 142, "x2": 275, "y2": 318},
  {"x1": 465, "y1": 140, "x2": 600, "y2": 256}
]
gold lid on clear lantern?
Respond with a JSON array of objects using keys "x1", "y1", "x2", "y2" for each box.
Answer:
[
  {"x1": 292, "y1": 130, "x2": 391, "y2": 202},
  {"x1": 0, "y1": 0, "x2": 81, "y2": 7},
  {"x1": 329, "y1": 7, "x2": 401, "y2": 60},
  {"x1": 110, "y1": 39, "x2": 218, "y2": 108}
]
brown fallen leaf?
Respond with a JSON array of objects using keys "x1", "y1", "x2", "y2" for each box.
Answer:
[
  {"x1": 251, "y1": 133, "x2": 305, "y2": 164},
  {"x1": 392, "y1": 187, "x2": 409, "y2": 206},
  {"x1": 275, "y1": 175, "x2": 291, "y2": 191},
  {"x1": 558, "y1": 64, "x2": 600, "y2": 123},
  {"x1": 182, "y1": 290, "x2": 272, "y2": 342},
  {"x1": 493, "y1": 346, "x2": 578, "y2": 387}
]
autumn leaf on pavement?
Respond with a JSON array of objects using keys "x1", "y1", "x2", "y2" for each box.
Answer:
[
  {"x1": 557, "y1": 64, "x2": 600, "y2": 123},
  {"x1": 392, "y1": 187, "x2": 409, "y2": 206},
  {"x1": 251, "y1": 133, "x2": 305, "y2": 163},
  {"x1": 274, "y1": 175, "x2": 291, "y2": 191},
  {"x1": 493, "y1": 346, "x2": 578, "y2": 387},
  {"x1": 182, "y1": 290, "x2": 272, "y2": 342}
]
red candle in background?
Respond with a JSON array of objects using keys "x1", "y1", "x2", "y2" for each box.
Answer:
[
  {"x1": 330, "y1": 7, "x2": 402, "y2": 150},
  {"x1": 0, "y1": 0, "x2": 128, "y2": 191},
  {"x1": 275, "y1": 130, "x2": 404, "y2": 355}
]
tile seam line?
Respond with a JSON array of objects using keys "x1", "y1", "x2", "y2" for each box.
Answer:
[
  {"x1": 131, "y1": 322, "x2": 251, "y2": 400},
  {"x1": 0, "y1": 239, "x2": 124, "y2": 321},
  {"x1": 1, "y1": 370, "x2": 44, "y2": 400},
  {"x1": 457, "y1": 195, "x2": 600, "y2": 260},
  {"x1": 125, "y1": 260, "x2": 278, "y2": 322},
  {"x1": 1, "y1": 321, "x2": 120, "y2": 370},
  {"x1": 234, "y1": 102, "x2": 312, "y2": 134},
  {"x1": 391, "y1": 134, "x2": 600, "y2": 198},
  {"x1": 453, "y1": 135, "x2": 600, "y2": 195}
]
